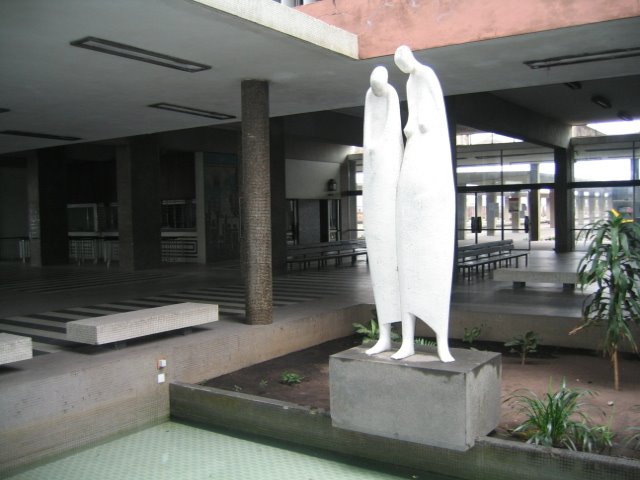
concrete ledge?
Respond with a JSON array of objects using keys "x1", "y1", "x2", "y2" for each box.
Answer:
[
  {"x1": 66, "y1": 302, "x2": 218, "y2": 345},
  {"x1": 329, "y1": 345, "x2": 501, "y2": 450},
  {"x1": 493, "y1": 268, "x2": 577, "y2": 287},
  {"x1": 0, "y1": 333, "x2": 32, "y2": 365},
  {"x1": 170, "y1": 382, "x2": 640, "y2": 480}
]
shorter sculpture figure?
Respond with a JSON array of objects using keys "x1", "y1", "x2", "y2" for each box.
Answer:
[{"x1": 362, "y1": 66, "x2": 404, "y2": 355}]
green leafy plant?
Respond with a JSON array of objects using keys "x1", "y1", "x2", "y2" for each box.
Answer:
[
  {"x1": 574, "y1": 209, "x2": 640, "y2": 390},
  {"x1": 506, "y1": 378, "x2": 614, "y2": 452},
  {"x1": 463, "y1": 325, "x2": 483, "y2": 346},
  {"x1": 258, "y1": 379, "x2": 268, "y2": 392},
  {"x1": 505, "y1": 331, "x2": 540, "y2": 365},
  {"x1": 624, "y1": 405, "x2": 640, "y2": 450},
  {"x1": 353, "y1": 309, "x2": 400, "y2": 344},
  {"x1": 414, "y1": 337, "x2": 437, "y2": 347},
  {"x1": 279, "y1": 371, "x2": 304, "y2": 386}
]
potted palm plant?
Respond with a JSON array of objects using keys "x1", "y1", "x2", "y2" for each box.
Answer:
[{"x1": 573, "y1": 208, "x2": 640, "y2": 391}]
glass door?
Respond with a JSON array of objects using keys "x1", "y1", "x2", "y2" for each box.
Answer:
[{"x1": 457, "y1": 190, "x2": 531, "y2": 249}]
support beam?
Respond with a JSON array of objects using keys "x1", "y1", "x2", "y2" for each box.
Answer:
[
  {"x1": 116, "y1": 136, "x2": 161, "y2": 271},
  {"x1": 554, "y1": 147, "x2": 574, "y2": 252},
  {"x1": 451, "y1": 93, "x2": 571, "y2": 149},
  {"x1": 241, "y1": 80, "x2": 273, "y2": 325},
  {"x1": 26, "y1": 148, "x2": 69, "y2": 266}
]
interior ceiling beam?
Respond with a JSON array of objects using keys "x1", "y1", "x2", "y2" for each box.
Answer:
[{"x1": 449, "y1": 93, "x2": 572, "y2": 149}]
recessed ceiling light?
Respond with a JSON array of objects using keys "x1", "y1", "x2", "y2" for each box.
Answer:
[
  {"x1": 0, "y1": 130, "x2": 82, "y2": 141},
  {"x1": 591, "y1": 95, "x2": 612, "y2": 109},
  {"x1": 617, "y1": 111, "x2": 634, "y2": 121},
  {"x1": 149, "y1": 103, "x2": 235, "y2": 120},
  {"x1": 524, "y1": 47, "x2": 640, "y2": 69},
  {"x1": 70, "y1": 36, "x2": 211, "y2": 73},
  {"x1": 564, "y1": 82, "x2": 582, "y2": 90}
]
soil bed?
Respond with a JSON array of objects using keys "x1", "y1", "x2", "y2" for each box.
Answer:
[{"x1": 201, "y1": 335, "x2": 640, "y2": 459}]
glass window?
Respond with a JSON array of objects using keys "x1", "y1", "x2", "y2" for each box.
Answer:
[
  {"x1": 572, "y1": 141, "x2": 635, "y2": 182},
  {"x1": 573, "y1": 186, "x2": 639, "y2": 243},
  {"x1": 456, "y1": 145, "x2": 554, "y2": 187}
]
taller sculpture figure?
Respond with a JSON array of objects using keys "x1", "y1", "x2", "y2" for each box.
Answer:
[
  {"x1": 362, "y1": 66, "x2": 404, "y2": 356},
  {"x1": 392, "y1": 45, "x2": 455, "y2": 362}
]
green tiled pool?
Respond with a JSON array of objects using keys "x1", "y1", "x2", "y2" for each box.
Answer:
[{"x1": 6, "y1": 421, "x2": 452, "y2": 479}]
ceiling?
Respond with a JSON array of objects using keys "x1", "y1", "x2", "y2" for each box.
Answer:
[{"x1": 0, "y1": 0, "x2": 639, "y2": 155}]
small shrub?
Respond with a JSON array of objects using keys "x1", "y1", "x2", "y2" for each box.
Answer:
[
  {"x1": 353, "y1": 310, "x2": 400, "y2": 344},
  {"x1": 505, "y1": 331, "x2": 540, "y2": 365},
  {"x1": 279, "y1": 371, "x2": 304, "y2": 386},
  {"x1": 624, "y1": 405, "x2": 640, "y2": 450},
  {"x1": 463, "y1": 325, "x2": 482, "y2": 346},
  {"x1": 505, "y1": 378, "x2": 614, "y2": 452},
  {"x1": 414, "y1": 337, "x2": 436, "y2": 347},
  {"x1": 258, "y1": 379, "x2": 268, "y2": 392}
]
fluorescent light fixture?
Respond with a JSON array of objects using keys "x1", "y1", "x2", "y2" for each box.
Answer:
[
  {"x1": 591, "y1": 95, "x2": 611, "y2": 109},
  {"x1": 0, "y1": 130, "x2": 82, "y2": 141},
  {"x1": 564, "y1": 81, "x2": 582, "y2": 90},
  {"x1": 524, "y1": 47, "x2": 640, "y2": 69},
  {"x1": 149, "y1": 103, "x2": 235, "y2": 120},
  {"x1": 70, "y1": 36, "x2": 211, "y2": 73}
]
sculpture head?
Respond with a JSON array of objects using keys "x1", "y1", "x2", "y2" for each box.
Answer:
[
  {"x1": 394, "y1": 45, "x2": 416, "y2": 74},
  {"x1": 370, "y1": 66, "x2": 388, "y2": 97}
]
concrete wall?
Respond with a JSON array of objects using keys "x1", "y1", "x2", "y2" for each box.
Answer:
[
  {"x1": 0, "y1": 303, "x2": 371, "y2": 473},
  {"x1": 299, "y1": 0, "x2": 640, "y2": 58},
  {"x1": 286, "y1": 159, "x2": 341, "y2": 199},
  {"x1": 0, "y1": 159, "x2": 27, "y2": 239}
]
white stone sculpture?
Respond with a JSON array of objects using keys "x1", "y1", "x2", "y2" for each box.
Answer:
[
  {"x1": 393, "y1": 45, "x2": 455, "y2": 362},
  {"x1": 362, "y1": 66, "x2": 404, "y2": 356},
  {"x1": 362, "y1": 46, "x2": 455, "y2": 362}
]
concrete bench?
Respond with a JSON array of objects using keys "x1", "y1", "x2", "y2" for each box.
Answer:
[
  {"x1": 493, "y1": 268, "x2": 578, "y2": 290},
  {"x1": 0, "y1": 333, "x2": 33, "y2": 365},
  {"x1": 66, "y1": 302, "x2": 218, "y2": 346}
]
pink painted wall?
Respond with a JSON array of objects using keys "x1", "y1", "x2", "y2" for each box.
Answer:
[{"x1": 299, "y1": 0, "x2": 640, "y2": 59}]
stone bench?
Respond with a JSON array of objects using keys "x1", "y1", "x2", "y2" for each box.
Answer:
[
  {"x1": 493, "y1": 268, "x2": 578, "y2": 289},
  {"x1": 0, "y1": 333, "x2": 33, "y2": 365},
  {"x1": 66, "y1": 302, "x2": 218, "y2": 346}
]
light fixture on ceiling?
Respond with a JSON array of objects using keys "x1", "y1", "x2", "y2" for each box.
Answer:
[
  {"x1": 0, "y1": 130, "x2": 82, "y2": 141},
  {"x1": 524, "y1": 46, "x2": 640, "y2": 69},
  {"x1": 148, "y1": 103, "x2": 235, "y2": 120},
  {"x1": 618, "y1": 111, "x2": 634, "y2": 121},
  {"x1": 564, "y1": 81, "x2": 582, "y2": 90},
  {"x1": 0, "y1": 108, "x2": 10, "y2": 113},
  {"x1": 70, "y1": 36, "x2": 211, "y2": 73},
  {"x1": 591, "y1": 95, "x2": 612, "y2": 109}
]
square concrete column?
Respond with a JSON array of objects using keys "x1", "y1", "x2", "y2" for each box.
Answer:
[
  {"x1": 554, "y1": 147, "x2": 574, "y2": 252},
  {"x1": 26, "y1": 148, "x2": 69, "y2": 266},
  {"x1": 241, "y1": 80, "x2": 273, "y2": 325},
  {"x1": 116, "y1": 136, "x2": 161, "y2": 271}
]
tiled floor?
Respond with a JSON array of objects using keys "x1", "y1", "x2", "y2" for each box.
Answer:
[{"x1": 0, "y1": 250, "x2": 586, "y2": 356}]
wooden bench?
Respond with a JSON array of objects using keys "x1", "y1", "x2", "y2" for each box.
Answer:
[
  {"x1": 493, "y1": 268, "x2": 578, "y2": 290},
  {"x1": 457, "y1": 240, "x2": 529, "y2": 281},
  {"x1": 287, "y1": 240, "x2": 367, "y2": 271},
  {"x1": 66, "y1": 302, "x2": 218, "y2": 346},
  {"x1": 0, "y1": 333, "x2": 33, "y2": 365}
]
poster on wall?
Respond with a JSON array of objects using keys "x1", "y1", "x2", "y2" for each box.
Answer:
[{"x1": 203, "y1": 153, "x2": 239, "y2": 261}]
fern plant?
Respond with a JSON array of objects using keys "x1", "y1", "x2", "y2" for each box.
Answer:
[
  {"x1": 573, "y1": 209, "x2": 640, "y2": 390},
  {"x1": 506, "y1": 378, "x2": 613, "y2": 452}
]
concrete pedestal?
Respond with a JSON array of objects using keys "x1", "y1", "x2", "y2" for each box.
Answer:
[{"x1": 329, "y1": 345, "x2": 501, "y2": 451}]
